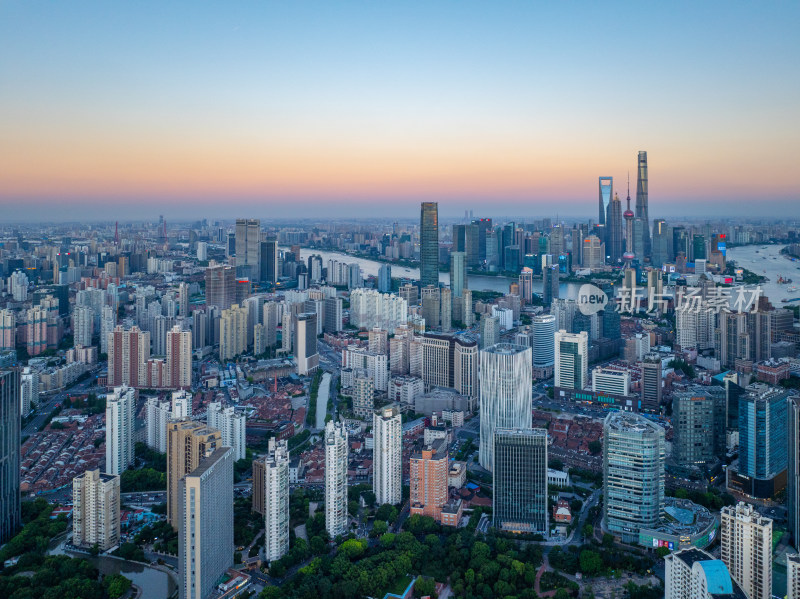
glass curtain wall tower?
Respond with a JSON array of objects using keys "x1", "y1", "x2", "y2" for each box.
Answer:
[{"x1": 420, "y1": 202, "x2": 439, "y2": 288}]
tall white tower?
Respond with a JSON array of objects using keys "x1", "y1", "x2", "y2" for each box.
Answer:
[
  {"x1": 263, "y1": 439, "x2": 290, "y2": 562},
  {"x1": 373, "y1": 406, "x2": 402, "y2": 505},
  {"x1": 324, "y1": 421, "x2": 349, "y2": 538},
  {"x1": 478, "y1": 343, "x2": 533, "y2": 471},
  {"x1": 105, "y1": 385, "x2": 135, "y2": 475}
]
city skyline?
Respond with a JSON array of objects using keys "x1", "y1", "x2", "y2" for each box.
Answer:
[{"x1": 1, "y1": 2, "x2": 799, "y2": 220}]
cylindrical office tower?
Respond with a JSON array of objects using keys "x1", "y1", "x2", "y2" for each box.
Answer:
[
  {"x1": 532, "y1": 315, "x2": 556, "y2": 368},
  {"x1": 479, "y1": 343, "x2": 532, "y2": 471}
]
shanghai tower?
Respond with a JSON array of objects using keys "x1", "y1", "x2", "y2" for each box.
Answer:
[
  {"x1": 635, "y1": 151, "x2": 651, "y2": 258},
  {"x1": 420, "y1": 202, "x2": 440, "y2": 288}
]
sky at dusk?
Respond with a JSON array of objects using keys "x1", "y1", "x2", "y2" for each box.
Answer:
[{"x1": 1, "y1": 1, "x2": 798, "y2": 221}]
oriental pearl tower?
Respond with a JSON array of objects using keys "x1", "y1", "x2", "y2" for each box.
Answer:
[{"x1": 623, "y1": 174, "x2": 635, "y2": 266}]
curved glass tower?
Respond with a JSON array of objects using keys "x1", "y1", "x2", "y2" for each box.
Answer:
[
  {"x1": 479, "y1": 343, "x2": 532, "y2": 471},
  {"x1": 532, "y1": 314, "x2": 556, "y2": 368}
]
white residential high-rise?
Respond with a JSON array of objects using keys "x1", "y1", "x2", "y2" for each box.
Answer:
[
  {"x1": 206, "y1": 402, "x2": 247, "y2": 461},
  {"x1": 179, "y1": 447, "x2": 234, "y2": 599},
  {"x1": 373, "y1": 406, "x2": 402, "y2": 505},
  {"x1": 100, "y1": 305, "x2": 116, "y2": 354},
  {"x1": 263, "y1": 439, "x2": 290, "y2": 562},
  {"x1": 478, "y1": 344, "x2": 533, "y2": 471},
  {"x1": 72, "y1": 469, "x2": 120, "y2": 551},
  {"x1": 73, "y1": 305, "x2": 94, "y2": 347},
  {"x1": 665, "y1": 547, "x2": 745, "y2": 599},
  {"x1": 554, "y1": 330, "x2": 588, "y2": 390},
  {"x1": 720, "y1": 502, "x2": 772, "y2": 599},
  {"x1": 105, "y1": 385, "x2": 135, "y2": 475},
  {"x1": 324, "y1": 421, "x2": 349, "y2": 538},
  {"x1": 349, "y1": 289, "x2": 408, "y2": 334},
  {"x1": 146, "y1": 397, "x2": 172, "y2": 453},
  {"x1": 0, "y1": 309, "x2": 16, "y2": 350},
  {"x1": 219, "y1": 304, "x2": 248, "y2": 361},
  {"x1": 20, "y1": 367, "x2": 39, "y2": 416},
  {"x1": 342, "y1": 347, "x2": 389, "y2": 391},
  {"x1": 788, "y1": 554, "x2": 800, "y2": 599},
  {"x1": 172, "y1": 390, "x2": 192, "y2": 419}
]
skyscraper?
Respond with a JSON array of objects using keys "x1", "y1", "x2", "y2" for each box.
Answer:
[
  {"x1": 603, "y1": 412, "x2": 664, "y2": 543},
  {"x1": 478, "y1": 344, "x2": 532, "y2": 471},
  {"x1": 72, "y1": 469, "x2": 120, "y2": 551},
  {"x1": 635, "y1": 151, "x2": 651, "y2": 257},
  {"x1": 260, "y1": 238, "x2": 278, "y2": 284},
  {"x1": 493, "y1": 428, "x2": 548, "y2": 534},
  {"x1": 179, "y1": 446, "x2": 234, "y2": 599},
  {"x1": 377, "y1": 264, "x2": 392, "y2": 293},
  {"x1": 789, "y1": 396, "x2": 800, "y2": 548},
  {"x1": 720, "y1": 502, "x2": 772, "y2": 599},
  {"x1": 640, "y1": 354, "x2": 663, "y2": 413},
  {"x1": 420, "y1": 202, "x2": 439, "y2": 288},
  {"x1": 543, "y1": 263, "x2": 559, "y2": 305},
  {"x1": 598, "y1": 176, "x2": 613, "y2": 227},
  {"x1": 219, "y1": 304, "x2": 248, "y2": 361},
  {"x1": 105, "y1": 385, "x2": 135, "y2": 476},
  {"x1": 0, "y1": 369, "x2": 20, "y2": 544},
  {"x1": 295, "y1": 313, "x2": 319, "y2": 375},
  {"x1": 325, "y1": 421, "x2": 349, "y2": 538},
  {"x1": 235, "y1": 218, "x2": 261, "y2": 278},
  {"x1": 263, "y1": 439, "x2": 290, "y2": 562},
  {"x1": 373, "y1": 406, "x2": 402, "y2": 505},
  {"x1": 672, "y1": 390, "x2": 715, "y2": 466},
  {"x1": 664, "y1": 547, "x2": 745, "y2": 599},
  {"x1": 554, "y1": 330, "x2": 588, "y2": 390},
  {"x1": 204, "y1": 264, "x2": 236, "y2": 310},
  {"x1": 607, "y1": 192, "x2": 624, "y2": 263},
  {"x1": 532, "y1": 315, "x2": 556, "y2": 369},
  {"x1": 449, "y1": 251, "x2": 467, "y2": 297},
  {"x1": 734, "y1": 384, "x2": 789, "y2": 498},
  {"x1": 167, "y1": 420, "x2": 222, "y2": 528}
]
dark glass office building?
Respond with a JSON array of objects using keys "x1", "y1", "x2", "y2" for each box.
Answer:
[
  {"x1": 420, "y1": 202, "x2": 439, "y2": 288},
  {"x1": 1, "y1": 368, "x2": 21, "y2": 543},
  {"x1": 492, "y1": 428, "x2": 548, "y2": 534}
]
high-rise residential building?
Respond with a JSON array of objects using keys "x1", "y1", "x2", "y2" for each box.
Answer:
[
  {"x1": 351, "y1": 370, "x2": 375, "y2": 419},
  {"x1": 640, "y1": 354, "x2": 663, "y2": 412},
  {"x1": 789, "y1": 396, "x2": 800, "y2": 549},
  {"x1": 146, "y1": 396, "x2": 173, "y2": 452},
  {"x1": 734, "y1": 384, "x2": 789, "y2": 498},
  {"x1": 635, "y1": 151, "x2": 651, "y2": 257},
  {"x1": 421, "y1": 285, "x2": 440, "y2": 329},
  {"x1": 440, "y1": 287, "x2": 452, "y2": 332},
  {"x1": 263, "y1": 439, "x2": 290, "y2": 562},
  {"x1": 664, "y1": 547, "x2": 746, "y2": 599},
  {"x1": 219, "y1": 303, "x2": 248, "y2": 361},
  {"x1": 100, "y1": 305, "x2": 116, "y2": 354},
  {"x1": 20, "y1": 366, "x2": 39, "y2": 416},
  {"x1": 0, "y1": 309, "x2": 16, "y2": 350},
  {"x1": 206, "y1": 402, "x2": 247, "y2": 461},
  {"x1": 603, "y1": 412, "x2": 664, "y2": 543},
  {"x1": 295, "y1": 313, "x2": 319, "y2": 375},
  {"x1": 789, "y1": 554, "x2": 800, "y2": 599},
  {"x1": 73, "y1": 305, "x2": 94, "y2": 347},
  {"x1": 480, "y1": 314, "x2": 500, "y2": 348},
  {"x1": 420, "y1": 202, "x2": 439, "y2": 288},
  {"x1": 166, "y1": 325, "x2": 192, "y2": 389},
  {"x1": 493, "y1": 428, "x2": 548, "y2": 534},
  {"x1": 235, "y1": 218, "x2": 261, "y2": 279},
  {"x1": 720, "y1": 502, "x2": 772, "y2": 599},
  {"x1": 449, "y1": 251, "x2": 467, "y2": 298},
  {"x1": 204, "y1": 264, "x2": 236, "y2": 310},
  {"x1": 410, "y1": 439, "x2": 449, "y2": 522},
  {"x1": 373, "y1": 406, "x2": 402, "y2": 505},
  {"x1": 324, "y1": 421, "x2": 349, "y2": 538},
  {"x1": 349, "y1": 289, "x2": 408, "y2": 334},
  {"x1": 260, "y1": 238, "x2": 278, "y2": 284},
  {"x1": 598, "y1": 176, "x2": 613, "y2": 226},
  {"x1": 26, "y1": 306, "x2": 47, "y2": 356},
  {"x1": 672, "y1": 390, "x2": 715, "y2": 466},
  {"x1": 108, "y1": 325, "x2": 150, "y2": 388},
  {"x1": 105, "y1": 385, "x2": 135, "y2": 476},
  {"x1": 0, "y1": 369, "x2": 20, "y2": 544},
  {"x1": 554, "y1": 330, "x2": 588, "y2": 391},
  {"x1": 179, "y1": 446, "x2": 234, "y2": 599},
  {"x1": 72, "y1": 469, "x2": 120, "y2": 551},
  {"x1": 167, "y1": 420, "x2": 222, "y2": 528},
  {"x1": 479, "y1": 344, "x2": 532, "y2": 471},
  {"x1": 323, "y1": 296, "x2": 343, "y2": 334}
]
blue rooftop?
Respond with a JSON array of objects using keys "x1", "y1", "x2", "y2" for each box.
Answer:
[
  {"x1": 698, "y1": 560, "x2": 732, "y2": 594},
  {"x1": 665, "y1": 505, "x2": 695, "y2": 525}
]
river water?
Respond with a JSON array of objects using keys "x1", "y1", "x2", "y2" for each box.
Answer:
[
  {"x1": 725, "y1": 244, "x2": 800, "y2": 305},
  {"x1": 290, "y1": 247, "x2": 585, "y2": 298}
]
